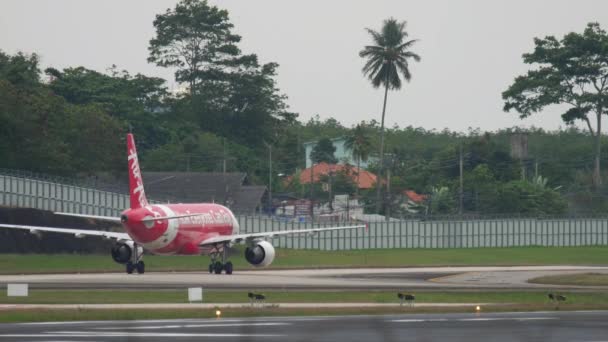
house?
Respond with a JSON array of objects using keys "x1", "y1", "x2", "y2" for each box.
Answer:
[
  {"x1": 303, "y1": 137, "x2": 376, "y2": 169},
  {"x1": 296, "y1": 162, "x2": 377, "y2": 189},
  {"x1": 400, "y1": 189, "x2": 428, "y2": 214}
]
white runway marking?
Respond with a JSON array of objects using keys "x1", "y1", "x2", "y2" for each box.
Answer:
[
  {"x1": 0, "y1": 332, "x2": 284, "y2": 338},
  {"x1": 95, "y1": 322, "x2": 291, "y2": 330},
  {"x1": 391, "y1": 317, "x2": 558, "y2": 323}
]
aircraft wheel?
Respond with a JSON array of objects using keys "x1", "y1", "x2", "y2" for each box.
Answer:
[
  {"x1": 136, "y1": 261, "x2": 145, "y2": 274},
  {"x1": 126, "y1": 262, "x2": 134, "y2": 274},
  {"x1": 213, "y1": 261, "x2": 223, "y2": 274},
  {"x1": 224, "y1": 261, "x2": 233, "y2": 275}
]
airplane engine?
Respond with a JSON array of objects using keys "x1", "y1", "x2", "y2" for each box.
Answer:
[
  {"x1": 244, "y1": 240, "x2": 275, "y2": 267},
  {"x1": 111, "y1": 241, "x2": 142, "y2": 264}
]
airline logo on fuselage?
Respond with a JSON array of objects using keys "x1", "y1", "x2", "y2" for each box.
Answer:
[
  {"x1": 177, "y1": 209, "x2": 233, "y2": 226},
  {"x1": 128, "y1": 148, "x2": 147, "y2": 208}
]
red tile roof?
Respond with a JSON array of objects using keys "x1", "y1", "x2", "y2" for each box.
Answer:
[
  {"x1": 403, "y1": 190, "x2": 428, "y2": 203},
  {"x1": 297, "y1": 162, "x2": 377, "y2": 189}
]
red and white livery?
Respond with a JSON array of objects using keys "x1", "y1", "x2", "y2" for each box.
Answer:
[{"x1": 0, "y1": 134, "x2": 363, "y2": 274}]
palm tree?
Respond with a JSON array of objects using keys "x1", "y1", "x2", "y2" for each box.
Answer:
[
  {"x1": 360, "y1": 18, "x2": 420, "y2": 214},
  {"x1": 344, "y1": 124, "x2": 373, "y2": 197}
]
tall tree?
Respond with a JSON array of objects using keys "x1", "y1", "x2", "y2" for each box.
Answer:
[
  {"x1": 148, "y1": 0, "x2": 256, "y2": 94},
  {"x1": 360, "y1": 18, "x2": 420, "y2": 213},
  {"x1": 503, "y1": 23, "x2": 608, "y2": 187},
  {"x1": 344, "y1": 123, "x2": 373, "y2": 196}
]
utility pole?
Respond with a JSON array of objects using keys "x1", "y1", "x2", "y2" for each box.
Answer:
[
  {"x1": 222, "y1": 138, "x2": 227, "y2": 175},
  {"x1": 346, "y1": 194, "x2": 350, "y2": 223},
  {"x1": 268, "y1": 144, "x2": 272, "y2": 215},
  {"x1": 459, "y1": 143, "x2": 463, "y2": 215},
  {"x1": 328, "y1": 171, "x2": 334, "y2": 213},
  {"x1": 263, "y1": 142, "x2": 273, "y2": 215},
  {"x1": 309, "y1": 162, "x2": 314, "y2": 218},
  {"x1": 386, "y1": 167, "x2": 391, "y2": 221}
]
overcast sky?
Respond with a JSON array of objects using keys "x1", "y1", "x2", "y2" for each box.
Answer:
[{"x1": 1, "y1": 0, "x2": 606, "y2": 132}]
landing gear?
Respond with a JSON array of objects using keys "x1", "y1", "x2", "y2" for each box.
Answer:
[
  {"x1": 208, "y1": 244, "x2": 232, "y2": 275},
  {"x1": 213, "y1": 261, "x2": 223, "y2": 274},
  {"x1": 224, "y1": 261, "x2": 233, "y2": 275},
  {"x1": 126, "y1": 261, "x2": 145, "y2": 274},
  {"x1": 126, "y1": 243, "x2": 145, "y2": 275},
  {"x1": 126, "y1": 262, "x2": 134, "y2": 274},
  {"x1": 136, "y1": 261, "x2": 145, "y2": 274}
]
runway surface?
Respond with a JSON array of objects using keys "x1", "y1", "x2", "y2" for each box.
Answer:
[
  {"x1": 1, "y1": 266, "x2": 607, "y2": 290},
  {"x1": 1, "y1": 311, "x2": 607, "y2": 341}
]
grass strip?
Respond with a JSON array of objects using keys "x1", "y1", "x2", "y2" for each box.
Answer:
[
  {"x1": 1, "y1": 290, "x2": 607, "y2": 305},
  {"x1": 3, "y1": 304, "x2": 608, "y2": 323},
  {"x1": 529, "y1": 273, "x2": 608, "y2": 286},
  {"x1": 0, "y1": 246, "x2": 607, "y2": 274}
]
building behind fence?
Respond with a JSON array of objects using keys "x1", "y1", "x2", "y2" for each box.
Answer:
[{"x1": 1, "y1": 172, "x2": 608, "y2": 250}]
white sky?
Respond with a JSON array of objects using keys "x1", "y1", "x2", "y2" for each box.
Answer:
[{"x1": 0, "y1": 0, "x2": 606, "y2": 132}]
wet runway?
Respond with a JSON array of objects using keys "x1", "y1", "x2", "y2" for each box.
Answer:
[
  {"x1": 1, "y1": 311, "x2": 607, "y2": 341},
  {"x1": 1, "y1": 266, "x2": 607, "y2": 290}
]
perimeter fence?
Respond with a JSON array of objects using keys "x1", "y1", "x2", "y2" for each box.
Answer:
[{"x1": 1, "y1": 172, "x2": 608, "y2": 250}]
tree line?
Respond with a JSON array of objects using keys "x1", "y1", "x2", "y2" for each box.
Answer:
[{"x1": 0, "y1": 0, "x2": 607, "y2": 217}]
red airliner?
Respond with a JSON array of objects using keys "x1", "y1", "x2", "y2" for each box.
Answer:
[{"x1": 0, "y1": 134, "x2": 363, "y2": 274}]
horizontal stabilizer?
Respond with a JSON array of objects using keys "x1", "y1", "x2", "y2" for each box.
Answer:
[{"x1": 54, "y1": 212, "x2": 121, "y2": 223}]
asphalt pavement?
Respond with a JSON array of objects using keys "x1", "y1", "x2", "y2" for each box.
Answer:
[
  {"x1": 1, "y1": 266, "x2": 607, "y2": 290},
  {"x1": 1, "y1": 311, "x2": 607, "y2": 341}
]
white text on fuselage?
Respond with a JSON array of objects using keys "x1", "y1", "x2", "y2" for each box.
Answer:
[
  {"x1": 128, "y1": 148, "x2": 147, "y2": 208},
  {"x1": 178, "y1": 210, "x2": 232, "y2": 226}
]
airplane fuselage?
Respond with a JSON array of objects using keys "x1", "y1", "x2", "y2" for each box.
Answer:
[{"x1": 120, "y1": 203, "x2": 239, "y2": 255}]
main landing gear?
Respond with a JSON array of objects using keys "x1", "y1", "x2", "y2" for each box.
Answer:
[
  {"x1": 126, "y1": 242, "x2": 145, "y2": 275},
  {"x1": 126, "y1": 260, "x2": 145, "y2": 274},
  {"x1": 208, "y1": 244, "x2": 233, "y2": 275}
]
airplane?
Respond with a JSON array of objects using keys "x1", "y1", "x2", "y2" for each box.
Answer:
[{"x1": 0, "y1": 134, "x2": 364, "y2": 275}]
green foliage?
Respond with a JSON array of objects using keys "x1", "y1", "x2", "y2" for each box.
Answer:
[
  {"x1": 427, "y1": 186, "x2": 455, "y2": 215},
  {"x1": 495, "y1": 180, "x2": 567, "y2": 215},
  {"x1": 360, "y1": 17, "x2": 421, "y2": 214},
  {"x1": 359, "y1": 18, "x2": 421, "y2": 89},
  {"x1": 463, "y1": 164, "x2": 499, "y2": 212},
  {"x1": 0, "y1": 51, "x2": 40, "y2": 88},
  {"x1": 344, "y1": 123, "x2": 373, "y2": 166},
  {"x1": 503, "y1": 22, "x2": 608, "y2": 186},
  {"x1": 148, "y1": 0, "x2": 253, "y2": 91},
  {"x1": 310, "y1": 138, "x2": 337, "y2": 164},
  {"x1": 503, "y1": 23, "x2": 608, "y2": 121},
  {"x1": 45, "y1": 66, "x2": 167, "y2": 116}
]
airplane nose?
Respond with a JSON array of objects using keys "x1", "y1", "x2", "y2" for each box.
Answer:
[{"x1": 121, "y1": 214, "x2": 128, "y2": 223}]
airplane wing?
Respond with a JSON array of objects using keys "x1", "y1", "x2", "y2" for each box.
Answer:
[
  {"x1": 199, "y1": 224, "x2": 365, "y2": 246},
  {"x1": 54, "y1": 212, "x2": 122, "y2": 223},
  {"x1": 0, "y1": 223, "x2": 130, "y2": 240},
  {"x1": 56, "y1": 211, "x2": 215, "y2": 223}
]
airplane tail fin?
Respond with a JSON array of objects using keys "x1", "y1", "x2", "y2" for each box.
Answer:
[{"x1": 127, "y1": 133, "x2": 149, "y2": 209}]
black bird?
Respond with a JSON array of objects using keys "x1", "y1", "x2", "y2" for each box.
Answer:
[{"x1": 397, "y1": 293, "x2": 415, "y2": 306}]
